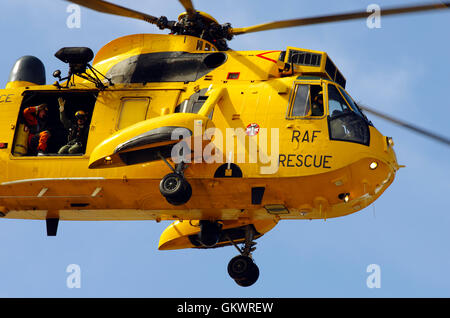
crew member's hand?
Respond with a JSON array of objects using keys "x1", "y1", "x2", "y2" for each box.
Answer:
[{"x1": 58, "y1": 97, "x2": 65, "y2": 112}]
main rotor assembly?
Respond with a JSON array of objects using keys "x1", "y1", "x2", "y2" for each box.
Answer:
[{"x1": 67, "y1": 0, "x2": 449, "y2": 51}]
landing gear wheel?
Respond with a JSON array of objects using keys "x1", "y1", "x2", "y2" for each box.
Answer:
[
  {"x1": 226, "y1": 225, "x2": 261, "y2": 287},
  {"x1": 160, "y1": 173, "x2": 183, "y2": 197},
  {"x1": 158, "y1": 158, "x2": 192, "y2": 205},
  {"x1": 164, "y1": 181, "x2": 192, "y2": 206},
  {"x1": 227, "y1": 255, "x2": 254, "y2": 280},
  {"x1": 234, "y1": 263, "x2": 259, "y2": 287},
  {"x1": 160, "y1": 173, "x2": 192, "y2": 205}
]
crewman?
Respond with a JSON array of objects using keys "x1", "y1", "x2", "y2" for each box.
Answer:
[
  {"x1": 311, "y1": 91, "x2": 324, "y2": 116},
  {"x1": 23, "y1": 103, "x2": 51, "y2": 156},
  {"x1": 57, "y1": 97, "x2": 89, "y2": 154}
]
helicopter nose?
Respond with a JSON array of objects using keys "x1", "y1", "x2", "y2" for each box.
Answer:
[{"x1": 368, "y1": 127, "x2": 401, "y2": 180}]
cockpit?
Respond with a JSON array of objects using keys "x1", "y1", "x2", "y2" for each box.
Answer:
[{"x1": 288, "y1": 79, "x2": 371, "y2": 146}]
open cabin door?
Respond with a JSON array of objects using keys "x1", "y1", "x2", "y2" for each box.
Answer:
[{"x1": 11, "y1": 89, "x2": 98, "y2": 157}]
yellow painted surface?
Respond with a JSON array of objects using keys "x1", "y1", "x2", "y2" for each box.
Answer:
[
  {"x1": 117, "y1": 97, "x2": 150, "y2": 130},
  {"x1": 0, "y1": 34, "x2": 399, "y2": 249},
  {"x1": 159, "y1": 218, "x2": 278, "y2": 250},
  {"x1": 5, "y1": 81, "x2": 36, "y2": 89}
]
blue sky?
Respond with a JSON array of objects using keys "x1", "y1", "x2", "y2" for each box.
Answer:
[{"x1": 0, "y1": 0, "x2": 449, "y2": 297}]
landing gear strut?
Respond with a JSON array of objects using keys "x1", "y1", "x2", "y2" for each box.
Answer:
[
  {"x1": 159, "y1": 155, "x2": 192, "y2": 205},
  {"x1": 226, "y1": 225, "x2": 260, "y2": 287}
]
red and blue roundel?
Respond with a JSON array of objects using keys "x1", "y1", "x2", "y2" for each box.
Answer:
[{"x1": 246, "y1": 123, "x2": 260, "y2": 136}]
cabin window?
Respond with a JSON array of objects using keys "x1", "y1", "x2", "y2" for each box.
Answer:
[
  {"x1": 289, "y1": 84, "x2": 324, "y2": 118},
  {"x1": 12, "y1": 91, "x2": 97, "y2": 157},
  {"x1": 327, "y1": 84, "x2": 370, "y2": 145},
  {"x1": 117, "y1": 97, "x2": 150, "y2": 130}
]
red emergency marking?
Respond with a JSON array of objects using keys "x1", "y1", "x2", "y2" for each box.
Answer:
[
  {"x1": 227, "y1": 72, "x2": 240, "y2": 80},
  {"x1": 0, "y1": 143, "x2": 8, "y2": 149},
  {"x1": 255, "y1": 51, "x2": 282, "y2": 64}
]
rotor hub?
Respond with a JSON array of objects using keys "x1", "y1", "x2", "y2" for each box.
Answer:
[{"x1": 156, "y1": 11, "x2": 232, "y2": 50}]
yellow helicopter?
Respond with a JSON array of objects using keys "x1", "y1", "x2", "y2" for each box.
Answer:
[{"x1": 0, "y1": 0, "x2": 449, "y2": 287}]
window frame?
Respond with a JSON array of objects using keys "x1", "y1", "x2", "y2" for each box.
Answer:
[
  {"x1": 327, "y1": 82, "x2": 367, "y2": 118},
  {"x1": 10, "y1": 89, "x2": 98, "y2": 159},
  {"x1": 337, "y1": 86, "x2": 372, "y2": 126},
  {"x1": 116, "y1": 96, "x2": 151, "y2": 131},
  {"x1": 327, "y1": 83, "x2": 351, "y2": 118},
  {"x1": 286, "y1": 80, "x2": 326, "y2": 120}
]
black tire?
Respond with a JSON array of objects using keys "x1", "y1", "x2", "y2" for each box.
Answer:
[
  {"x1": 165, "y1": 181, "x2": 192, "y2": 206},
  {"x1": 227, "y1": 255, "x2": 254, "y2": 280},
  {"x1": 159, "y1": 173, "x2": 184, "y2": 198},
  {"x1": 234, "y1": 263, "x2": 259, "y2": 287}
]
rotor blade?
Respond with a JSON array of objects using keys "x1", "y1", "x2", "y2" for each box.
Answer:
[
  {"x1": 230, "y1": 2, "x2": 450, "y2": 35},
  {"x1": 66, "y1": 0, "x2": 159, "y2": 24},
  {"x1": 179, "y1": 0, "x2": 196, "y2": 17},
  {"x1": 359, "y1": 105, "x2": 450, "y2": 147}
]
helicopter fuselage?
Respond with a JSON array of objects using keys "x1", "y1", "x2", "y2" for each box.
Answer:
[{"x1": 0, "y1": 34, "x2": 398, "y2": 245}]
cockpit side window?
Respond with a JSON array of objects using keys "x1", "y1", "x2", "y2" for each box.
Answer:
[
  {"x1": 328, "y1": 85, "x2": 350, "y2": 117},
  {"x1": 327, "y1": 84, "x2": 370, "y2": 146},
  {"x1": 338, "y1": 87, "x2": 363, "y2": 118},
  {"x1": 289, "y1": 84, "x2": 324, "y2": 118},
  {"x1": 337, "y1": 87, "x2": 372, "y2": 126}
]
